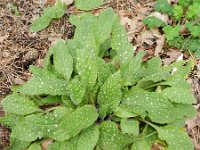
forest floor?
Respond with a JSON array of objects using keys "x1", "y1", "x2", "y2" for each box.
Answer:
[{"x1": 0, "y1": 0, "x2": 200, "y2": 149}]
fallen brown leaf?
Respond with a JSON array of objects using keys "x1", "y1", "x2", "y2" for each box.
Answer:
[{"x1": 42, "y1": 139, "x2": 53, "y2": 150}]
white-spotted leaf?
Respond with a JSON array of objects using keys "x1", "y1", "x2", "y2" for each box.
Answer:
[
  {"x1": 98, "y1": 121, "x2": 133, "y2": 150},
  {"x1": 98, "y1": 71, "x2": 121, "y2": 118},
  {"x1": 52, "y1": 40, "x2": 73, "y2": 81},
  {"x1": 120, "y1": 119, "x2": 139, "y2": 136},
  {"x1": 1, "y1": 93, "x2": 41, "y2": 115},
  {"x1": 77, "y1": 125, "x2": 99, "y2": 150}
]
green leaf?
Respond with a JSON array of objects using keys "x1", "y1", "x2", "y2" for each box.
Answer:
[
  {"x1": 57, "y1": 105, "x2": 98, "y2": 141},
  {"x1": 120, "y1": 119, "x2": 139, "y2": 136},
  {"x1": 68, "y1": 76, "x2": 85, "y2": 105},
  {"x1": 157, "y1": 126, "x2": 194, "y2": 150},
  {"x1": 30, "y1": 15, "x2": 51, "y2": 32},
  {"x1": 186, "y1": 22, "x2": 200, "y2": 37},
  {"x1": 30, "y1": 1, "x2": 66, "y2": 32},
  {"x1": 75, "y1": 0, "x2": 104, "y2": 10},
  {"x1": 111, "y1": 18, "x2": 134, "y2": 64},
  {"x1": 160, "y1": 87, "x2": 196, "y2": 104},
  {"x1": 94, "y1": 8, "x2": 117, "y2": 44},
  {"x1": 19, "y1": 69, "x2": 68, "y2": 96},
  {"x1": 0, "y1": 114, "x2": 24, "y2": 128},
  {"x1": 132, "y1": 126, "x2": 157, "y2": 150},
  {"x1": 28, "y1": 142, "x2": 41, "y2": 150},
  {"x1": 186, "y1": 3, "x2": 200, "y2": 19},
  {"x1": 97, "y1": 57, "x2": 112, "y2": 85},
  {"x1": 98, "y1": 121, "x2": 133, "y2": 150},
  {"x1": 48, "y1": 136, "x2": 79, "y2": 150},
  {"x1": 1, "y1": 93, "x2": 41, "y2": 115},
  {"x1": 34, "y1": 95, "x2": 62, "y2": 106},
  {"x1": 7, "y1": 138, "x2": 30, "y2": 150},
  {"x1": 143, "y1": 16, "x2": 166, "y2": 28},
  {"x1": 77, "y1": 125, "x2": 100, "y2": 150},
  {"x1": 122, "y1": 87, "x2": 176, "y2": 123},
  {"x1": 178, "y1": 0, "x2": 191, "y2": 7},
  {"x1": 154, "y1": 0, "x2": 173, "y2": 14},
  {"x1": 97, "y1": 71, "x2": 121, "y2": 118},
  {"x1": 173, "y1": 103, "x2": 196, "y2": 120},
  {"x1": 194, "y1": 50, "x2": 200, "y2": 57},
  {"x1": 173, "y1": 5, "x2": 183, "y2": 20},
  {"x1": 11, "y1": 107, "x2": 72, "y2": 142},
  {"x1": 121, "y1": 51, "x2": 145, "y2": 86},
  {"x1": 163, "y1": 25, "x2": 180, "y2": 41},
  {"x1": 52, "y1": 39, "x2": 73, "y2": 80},
  {"x1": 114, "y1": 105, "x2": 138, "y2": 118}
]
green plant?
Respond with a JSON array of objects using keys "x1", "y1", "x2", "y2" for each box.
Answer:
[
  {"x1": 1, "y1": 4, "x2": 197, "y2": 150},
  {"x1": 143, "y1": 0, "x2": 200, "y2": 57},
  {"x1": 30, "y1": 0, "x2": 104, "y2": 32}
]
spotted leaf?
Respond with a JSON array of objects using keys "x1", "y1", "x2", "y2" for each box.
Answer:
[
  {"x1": 97, "y1": 71, "x2": 121, "y2": 118},
  {"x1": 94, "y1": 8, "x2": 117, "y2": 45},
  {"x1": 98, "y1": 121, "x2": 133, "y2": 150},
  {"x1": 56, "y1": 105, "x2": 98, "y2": 141},
  {"x1": 122, "y1": 87, "x2": 176, "y2": 123},
  {"x1": 120, "y1": 119, "x2": 139, "y2": 136},
  {"x1": 157, "y1": 126, "x2": 194, "y2": 150},
  {"x1": 97, "y1": 57, "x2": 112, "y2": 85},
  {"x1": 77, "y1": 125, "x2": 99, "y2": 150},
  {"x1": 48, "y1": 136, "x2": 79, "y2": 150},
  {"x1": 120, "y1": 51, "x2": 145, "y2": 86},
  {"x1": 7, "y1": 139, "x2": 30, "y2": 150},
  {"x1": 11, "y1": 107, "x2": 72, "y2": 142},
  {"x1": 111, "y1": 18, "x2": 134, "y2": 64},
  {"x1": 1, "y1": 93, "x2": 41, "y2": 115},
  {"x1": 19, "y1": 69, "x2": 68, "y2": 96},
  {"x1": 75, "y1": 0, "x2": 104, "y2": 10},
  {"x1": 160, "y1": 87, "x2": 196, "y2": 104},
  {"x1": 52, "y1": 40, "x2": 73, "y2": 81},
  {"x1": 30, "y1": 1, "x2": 66, "y2": 32},
  {"x1": 68, "y1": 76, "x2": 86, "y2": 105},
  {"x1": 132, "y1": 126, "x2": 157, "y2": 150}
]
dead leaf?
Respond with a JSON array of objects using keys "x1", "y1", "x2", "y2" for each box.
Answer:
[
  {"x1": 0, "y1": 57, "x2": 13, "y2": 65},
  {"x1": 149, "y1": 12, "x2": 169, "y2": 24},
  {"x1": 136, "y1": 30, "x2": 155, "y2": 46},
  {"x1": 154, "y1": 35, "x2": 165, "y2": 56},
  {"x1": 62, "y1": 0, "x2": 74, "y2": 5},
  {"x1": 14, "y1": 77, "x2": 25, "y2": 85},
  {"x1": 162, "y1": 49, "x2": 182, "y2": 65},
  {"x1": 0, "y1": 35, "x2": 9, "y2": 43},
  {"x1": 42, "y1": 139, "x2": 53, "y2": 150}
]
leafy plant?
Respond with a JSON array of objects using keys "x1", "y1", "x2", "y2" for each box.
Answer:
[
  {"x1": 143, "y1": 0, "x2": 200, "y2": 57},
  {"x1": 1, "y1": 5, "x2": 197, "y2": 150},
  {"x1": 30, "y1": 0, "x2": 104, "y2": 32}
]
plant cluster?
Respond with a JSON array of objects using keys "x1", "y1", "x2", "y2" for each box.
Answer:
[
  {"x1": 0, "y1": 0, "x2": 197, "y2": 149},
  {"x1": 143, "y1": 0, "x2": 200, "y2": 57}
]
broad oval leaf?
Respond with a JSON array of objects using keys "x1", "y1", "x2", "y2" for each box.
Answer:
[
  {"x1": 52, "y1": 40, "x2": 73, "y2": 81},
  {"x1": 55, "y1": 105, "x2": 98, "y2": 141},
  {"x1": 122, "y1": 87, "x2": 176, "y2": 123},
  {"x1": 98, "y1": 121, "x2": 133, "y2": 150},
  {"x1": 1, "y1": 93, "x2": 41, "y2": 115},
  {"x1": 120, "y1": 119, "x2": 139, "y2": 136},
  {"x1": 19, "y1": 69, "x2": 68, "y2": 96},
  {"x1": 68, "y1": 76, "x2": 86, "y2": 105},
  {"x1": 77, "y1": 125, "x2": 100, "y2": 150},
  {"x1": 157, "y1": 126, "x2": 194, "y2": 150},
  {"x1": 160, "y1": 87, "x2": 196, "y2": 104},
  {"x1": 97, "y1": 71, "x2": 122, "y2": 118}
]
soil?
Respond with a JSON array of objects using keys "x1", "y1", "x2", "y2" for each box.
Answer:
[{"x1": 0, "y1": 0, "x2": 200, "y2": 149}]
